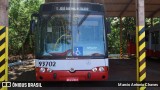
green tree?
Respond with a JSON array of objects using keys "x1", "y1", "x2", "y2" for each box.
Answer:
[
  {"x1": 9, "y1": 0, "x2": 44, "y2": 56},
  {"x1": 108, "y1": 17, "x2": 135, "y2": 54},
  {"x1": 108, "y1": 17, "x2": 120, "y2": 54}
]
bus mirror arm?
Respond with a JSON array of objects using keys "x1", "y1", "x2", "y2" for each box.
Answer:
[
  {"x1": 31, "y1": 13, "x2": 39, "y2": 19},
  {"x1": 30, "y1": 20, "x2": 35, "y2": 34},
  {"x1": 105, "y1": 21, "x2": 111, "y2": 34},
  {"x1": 30, "y1": 13, "x2": 39, "y2": 34}
]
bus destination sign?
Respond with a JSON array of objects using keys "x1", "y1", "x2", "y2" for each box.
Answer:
[{"x1": 56, "y1": 6, "x2": 89, "y2": 11}]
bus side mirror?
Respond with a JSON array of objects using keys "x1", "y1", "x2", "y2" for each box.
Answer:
[
  {"x1": 30, "y1": 20, "x2": 35, "y2": 33},
  {"x1": 106, "y1": 21, "x2": 111, "y2": 34}
]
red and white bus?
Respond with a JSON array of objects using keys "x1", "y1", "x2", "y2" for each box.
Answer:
[
  {"x1": 30, "y1": 2, "x2": 110, "y2": 81},
  {"x1": 127, "y1": 24, "x2": 160, "y2": 58}
]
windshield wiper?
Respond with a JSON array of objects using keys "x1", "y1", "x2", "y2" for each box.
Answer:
[{"x1": 78, "y1": 13, "x2": 90, "y2": 27}]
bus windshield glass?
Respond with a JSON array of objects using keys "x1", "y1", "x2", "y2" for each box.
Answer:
[{"x1": 38, "y1": 14, "x2": 105, "y2": 57}]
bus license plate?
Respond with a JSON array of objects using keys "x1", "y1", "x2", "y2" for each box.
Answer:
[{"x1": 66, "y1": 78, "x2": 79, "y2": 81}]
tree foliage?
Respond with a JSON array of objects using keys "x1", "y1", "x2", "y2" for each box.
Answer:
[
  {"x1": 108, "y1": 17, "x2": 160, "y2": 54},
  {"x1": 108, "y1": 17, "x2": 135, "y2": 54},
  {"x1": 108, "y1": 17, "x2": 120, "y2": 54},
  {"x1": 9, "y1": 0, "x2": 44, "y2": 55}
]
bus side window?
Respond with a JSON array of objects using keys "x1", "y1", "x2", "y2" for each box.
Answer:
[
  {"x1": 155, "y1": 31, "x2": 159, "y2": 44},
  {"x1": 151, "y1": 32, "x2": 155, "y2": 44},
  {"x1": 151, "y1": 31, "x2": 159, "y2": 44},
  {"x1": 145, "y1": 31, "x2": 149, "y2": 42}
]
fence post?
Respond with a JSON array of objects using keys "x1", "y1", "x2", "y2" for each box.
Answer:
[
  {"x1": 0, "y1": 0, "x2": 8, "y2": 90},
  {"x1": 135, "y1": 0, "x2": 146, "y2": 90}
]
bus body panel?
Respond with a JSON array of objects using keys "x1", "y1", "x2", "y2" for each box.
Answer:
[
  {"x1": 127, "y1": 24, "x2": 160, "y2": 58},
  {"x1": 35, "y1": 59, "x2": 109, "y2": 81},
  {"x1": 36, "y1": 69, "x2": 108, "y2": 81},
  {"x1": 35, "y1": 59, "x2": 108, "y2": 70}
]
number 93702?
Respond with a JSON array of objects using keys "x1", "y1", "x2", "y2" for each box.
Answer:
[{"x1": 38, "y1": 61, "x2": 56, "y2": 67}]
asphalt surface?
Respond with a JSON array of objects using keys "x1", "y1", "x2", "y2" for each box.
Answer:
[{"x1": 8, "y1": 58, "x2": 160, "y2": 90}]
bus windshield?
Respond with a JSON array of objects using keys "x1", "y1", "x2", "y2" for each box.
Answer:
[{"x1": 37, "y1": 14, "x2": 106, "y2": 57}]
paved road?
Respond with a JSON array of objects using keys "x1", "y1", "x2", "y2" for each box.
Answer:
[{"x1": 8, "y1": 59, "x2": 160, "y2": 90}]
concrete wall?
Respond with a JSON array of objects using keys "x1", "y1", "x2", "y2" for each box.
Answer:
[{"x1": 0, "y1": 0, "x2": 8, "y2": 26}]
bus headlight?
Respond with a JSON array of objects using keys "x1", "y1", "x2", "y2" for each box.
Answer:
[
  {"x1": 40, "y1": 68, "x2": 45, "y2": 73},
  {"x1": 92, "y1": 67, "x2": 98, "y2": 72},
  {"x1": 47, "y1": 68, "x2": 52, "y2": 73},
  {"x1": 99, "y1": 67, "x2": 104, "y2": 72}
]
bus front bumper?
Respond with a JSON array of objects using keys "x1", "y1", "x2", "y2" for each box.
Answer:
[{"x1": 36, "y1": 67, "x2": 108, "y2": 81}]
